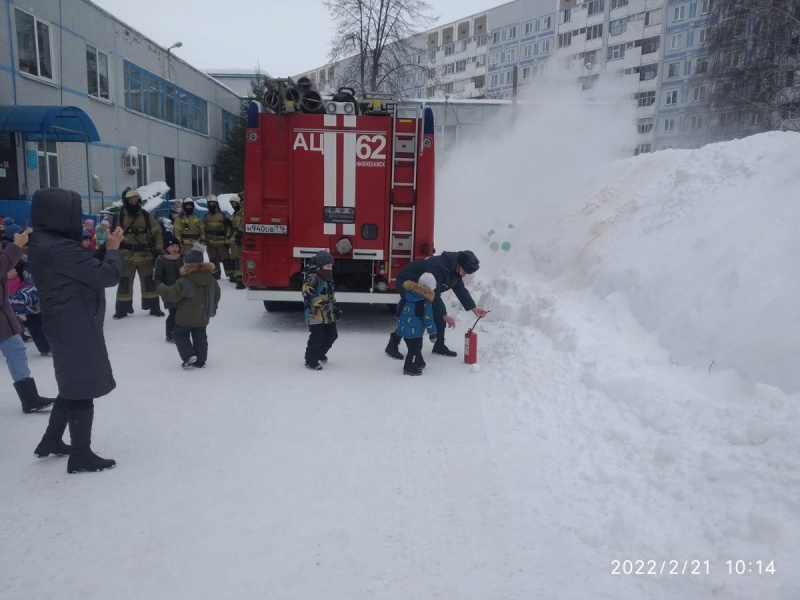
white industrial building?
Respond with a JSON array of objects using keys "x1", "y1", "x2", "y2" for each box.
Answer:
[{"x1": 0, "y1": 0, "x2": 242, "y2": 219}]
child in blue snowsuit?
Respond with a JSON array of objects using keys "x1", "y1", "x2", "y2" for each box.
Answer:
[{"x1": 396, "y1": 272, "x2": 438, "y2": 376}]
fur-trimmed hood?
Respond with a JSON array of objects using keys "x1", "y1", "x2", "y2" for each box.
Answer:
[
  {"x1": 180, "y1": 262, "x2": 215, "y2": 276},
  {"x1": 402, "y1": 279, "x2": 435, "y2": 301}
]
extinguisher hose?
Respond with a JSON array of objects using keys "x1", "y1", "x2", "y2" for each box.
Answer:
[{"x1": 470, "y1": 310, "x2": 491, "y2": 331}]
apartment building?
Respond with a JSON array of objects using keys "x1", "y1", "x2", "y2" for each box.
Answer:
[{"x1": 0, "y1": 0, "x2": 241, "y2": 216}]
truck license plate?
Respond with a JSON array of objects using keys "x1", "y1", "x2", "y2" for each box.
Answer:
[{"x1": 246, "y1": 224, "x2": 288, "y2": 234}]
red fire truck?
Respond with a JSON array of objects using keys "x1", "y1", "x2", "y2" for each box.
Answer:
[{"x1": 242, "y1": 82, "x2": 436, "y2": 310}]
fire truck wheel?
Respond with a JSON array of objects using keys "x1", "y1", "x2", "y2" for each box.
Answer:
[{"x1": 386, "y1": 304, "x2": 398, "y2": 314}]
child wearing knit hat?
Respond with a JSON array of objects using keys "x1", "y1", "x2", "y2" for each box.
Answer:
[
  {"x1": 153, "y1": 233, "x2": 184, "y2": 343},
  {"x1": 302, "y1": 250, "x2": 341, "y2": 370},
  {"x1": 156, "y1": 243, "x2": 220, "y2": 369}
]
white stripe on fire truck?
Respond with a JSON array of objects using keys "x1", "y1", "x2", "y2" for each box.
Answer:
[
  {"x1": 342, "y1": 132, "x2": 356, "y2": 236},
  {"x1": 323, "y1": 114, "x2": 337, "y2": 127},
  {"x1": 343, "y1": 116, "x2": 357, "y2": 128},
  {"x1": 293, "y1": 129, "x2": 385, "y2": 135},
  {"x1": 323, "y1": 129, "x2": 337, "y2": 235}
]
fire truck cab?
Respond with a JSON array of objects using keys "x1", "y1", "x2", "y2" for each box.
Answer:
[{"x1": 242, "y1": 82, "x2": 435, "y2": 310}]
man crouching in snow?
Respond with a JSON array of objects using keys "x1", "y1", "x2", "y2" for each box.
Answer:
[{"x1": 157, "y1": 243, "x2": 220, "y2": 369}]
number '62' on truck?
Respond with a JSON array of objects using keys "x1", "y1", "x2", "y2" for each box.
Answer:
[{"x1": 242, "y1": 90, "x2": 435, "y2": 310}]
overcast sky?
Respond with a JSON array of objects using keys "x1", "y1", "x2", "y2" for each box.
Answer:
[{"x1": 91, "y1": 0, "x2": 498, "y2": 75}]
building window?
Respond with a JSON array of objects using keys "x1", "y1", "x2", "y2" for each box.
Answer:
[
  {"x1": 609, "y1": 18, "x2": 627, "y2": 36},
  {"x1": 444, "y1": 43, "x2": 455, "y2": 56},
  {"x1": 539, "y1": 39, "x2": 551, "y2": 54},
  {"x1": 642, "y1": 36, "x2": 661, "y2": 54},
  {"x1": 586, "y1": 24, "x2": 604, "y2": 41},
  {"x1": 455, "y1": 60, "x2": 466, "y2": 73},
  {"x1": 644, "y1": 8, "x2": 662, "y2": 27},
  {"x1": 457, "y1": 40, "x2": 468, "y2": 52},
  {"x1": 86, "y1": 45, "x2": 111, "y2": 101},
  {"x1": 558, "y1": 33, "x2": 572, "y2": 48},
  {"x1": 720, "y1": 112, "x2": 737, "y2": 127},
  {"x1": 638, "y1": 117, "x2": 654, "y2": 133},
  {"x1": 667, "y1": 62, "x2": 681, "y2": 78},
  {"x1": 492, "y1": 31, "x2": 501, "y2": 44},
  {"x1": 665, "y1": 90, "x2": 678, "y2": 105},
  {"x1": 37, "y1": 141, "x2": 58, "y2": 189},
  {"x1": 429, "y1": 48, "x2": 437, "y2": 62},
  {"x1": 673, "y1": 5, "x2": 686, "y2": 21},
  {"x1": 524, "y1": 21, "x2": 535, "y2": 35},
  {"x1": 476, "y1": 34, "x2": 487, "y2": 47},
  {"x1": 441, "y1": 82, "x2": 454, "y2": 93},
  {"x1": 507, "y1": 25, "x2": 517, "y2": 40},
  {"x1": 635, "y1": 143, "x2": 652, "y2": 155},
  {"x1": 587, "y1": 0, "x2": 605, "y2": 17},
  {"x1": 523, "y1": 44, "x2": 533, "y2": 58},
  {"x1": 662, "y1": 117, "x2": 676, "y2": 132},
  {"x1": 489, "y1": 52, "x2": 499, "y2": 66},
  {"x1": 561, "y1": 8, "x2": 572, "y2": 24},
  {"x1": 698, "y1": 28, "x2": 709, "y2": 45},
  {"x1": 607, "y1": 43, "x2": 626, "y2": 60},
  {"x1": 505, "y1": 48, "x2": 517, "y2": 62},
  {"x1": 476, "y1": 54, "x2": 486, "y2": 67},
  {"x1": 640, "y1": 63, "x2": 658, "y2": 80},
  {"x1": 505, "y1": 70, "x2": 514, "y2": 84},
  {"x1": 700, "y1": 0, "x2": 712, "y2": 15},
  {"x1": 541, "y1": 16, "x2": 553, "y2": 30},
  {"x1": 136, "y1": 154, "x2": 149, "y2": 188},
  {"x1": 636, "y1": 90, "x2": 656, "y2": 107},
  {"x1": 15, "y1": 9, "x2": 53, "y2": 80},
  {"x1": 522, "y1": 66, "x2": 532, "y2": 80},
  {"x1": 124, "y1": 61, "x2": 208, "y2": 135},
  {"x1": 688, "y1": 115, "x2": 704, "y2": 130},
  {"x1": 695, "y1": 57, "x2": 709, "y2": 74},
  {"x1": 611, "y1": 0, "x2": 629, "y2": 7},
  {"x1": 222, "y1": 110, "x2": 237, "y2": 140},
  {"x1": 445, "y1": 62, "x2": 455, "y2": 74},
  {"x1": 670, "y1": 34, "x2": 684, "y2": 50},
  {"x1": 692, "y1": 85, "x2": 707, "y2": 102},
  {"x1": 474, "y1": 74, "x2": 486, "y2": 88},
  {"x1": 191, "y1": 164, "x2": 210, "y2": 196},
  {"x1": 490, "y1": 73, "x2": 499, "y2": 87}
]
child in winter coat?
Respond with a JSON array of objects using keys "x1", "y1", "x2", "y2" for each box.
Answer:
[
  {"x1": 8, "y1": 262, "x2": 50, "y2": 356},
  {"x1": 302, "y1": 250, "x2": 341, "y2": 370},
  {"x1": 83, "y1": 219, "x2": 97, "y2": 250},
  {"x1": 96, "y1": 220, "x2": 109, "y2": 247},
  {"x1": 156, "y1": 243, "x2": 220, "y2": 369},
  {"x1": 396, "y1": 272, "x2": 438, "y2": 376},
  {"x1": 153, "y1": 233, "x2": 184, "y2": 343}
]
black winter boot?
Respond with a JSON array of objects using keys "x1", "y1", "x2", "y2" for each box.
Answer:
[
  {"x1": 35, "y1": 397, "x2": 71, "y2": 457},
  {"x1": 224, "y1": 259, "x2": 236, "y2": 281},
  {"x1": 143, "y1": 297, "x2": 165, "y2": 316},
  {"x1": 113, "y1": 300, "x2": 133, "y2": 319},
  {"x1": 13, "y1": 378, "x2": 55, "y2": 414},
  {"x1": 385, "y1": 333, "x2": 404, "y2": 360},
  {"x1": 432, "y1": 342, "x2": 458, "y2": 357},
  {"x1": 235, "y1": 280, "x2": 246, "y2": 290},
  {"x1": 67, "y1": 406, "x2": 116, "y2": 474}
]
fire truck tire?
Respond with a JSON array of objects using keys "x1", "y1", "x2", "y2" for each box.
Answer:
[{"x1": 386, "y1": 304, "x2": 398, "y2": 314}]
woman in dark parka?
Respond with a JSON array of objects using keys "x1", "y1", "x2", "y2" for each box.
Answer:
[{"x1": 27, "y1": 188, "x2": 125, "y2": 474}]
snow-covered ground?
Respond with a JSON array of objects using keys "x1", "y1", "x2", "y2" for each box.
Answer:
[{"x1": 2, "y1": 109, "x2": 799, "y2": 597}]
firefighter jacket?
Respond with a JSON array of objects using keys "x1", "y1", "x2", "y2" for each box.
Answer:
[
  {"x1": 203, "y1": 212, "x2": 232, "y2": 247},
  {"x1": 396, "y1": 280, "x2": 437, "y2": 339},
  {"x1": 174, "y1": 214, "x2": 205, "y2": 249},
  {"x1": 114, "y1": 209, "x2": 162, "y2": 263},
  {"x1": 156, "y1": 262, "x2": 221, "y2": 328},
  {"x1": 230, "y1": 207, "x2": 245, "y2": 246},
  {"x1": 302, "y1": 265, "x2": 338, "y2": 325}
]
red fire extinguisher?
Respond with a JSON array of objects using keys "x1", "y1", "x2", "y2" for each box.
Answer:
[{"x1": 464, "y1": 312, "x2": 489, "y2": 365}]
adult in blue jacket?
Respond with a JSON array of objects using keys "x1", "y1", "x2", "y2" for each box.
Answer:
[
  {"x1": 386, "y1": 250, "x2": 486, "y2": 359},
  {"x1": 27, "y1": 188, "x2": 125, "y2": 474}
]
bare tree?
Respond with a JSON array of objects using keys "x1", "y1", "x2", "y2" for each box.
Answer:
[
  {"x1": 707, "y1": 0, "x2": 800, "y2": 137},
  {"x1": 323, "y1": 0, "x2": 436, "y2": 94}
]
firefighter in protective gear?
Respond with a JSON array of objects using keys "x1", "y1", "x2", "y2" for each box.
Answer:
[
  {"x1": 202, "y1": 195, "x2": 233, "y2": 280},
  {"x1": 173, "y1": 198, "x2": 205, "y2": 255},
  {"x1": 113, "y1": 187, "x2": 164, "y2": 318},
  {"x1": 229, "y1": 194, "x2": 245, "y2": 289}
]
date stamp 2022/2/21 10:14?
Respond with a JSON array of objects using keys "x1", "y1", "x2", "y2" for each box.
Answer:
[{"x1": 611, "y1": 559, "x2": 776, "y2": 576}]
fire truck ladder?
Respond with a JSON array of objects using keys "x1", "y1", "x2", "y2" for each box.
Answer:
[{"x1": 388, "y1": 103, "x2": 422, "y2": 282}]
